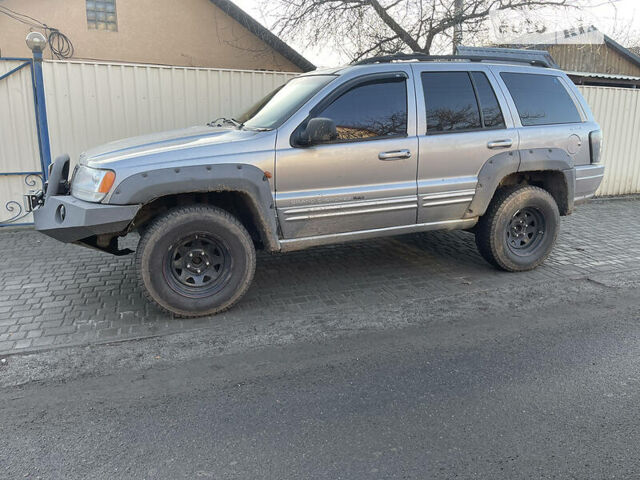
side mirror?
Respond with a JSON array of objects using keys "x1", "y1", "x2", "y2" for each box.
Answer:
[{"x1": 299, "y1": 117, "x2": 338, "y2": 146}]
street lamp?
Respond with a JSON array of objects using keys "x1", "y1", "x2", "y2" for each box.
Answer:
[{"x1": 26, "y1": 31, "x2": 48, "y2": 53}]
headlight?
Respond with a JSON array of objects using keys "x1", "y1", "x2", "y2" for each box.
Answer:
[{"x1": 71, "y1": 166, "x2": 116, "y2": 202}]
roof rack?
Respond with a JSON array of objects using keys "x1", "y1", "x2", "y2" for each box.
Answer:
[
  {"x1": 456, "y1": 46, "x2": 559, "y2": 68},
  {"x1": 351, "y1": 53, "x2": 554, "y2": 68}
]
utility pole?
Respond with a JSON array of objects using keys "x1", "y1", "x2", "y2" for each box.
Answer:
[{"x1": 453, "y1": 0, "x2": 463, "y2": 54}]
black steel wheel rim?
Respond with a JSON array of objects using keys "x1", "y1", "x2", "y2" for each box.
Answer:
[
  {"x1": 164, "y1": 233, "x2": 232, "y2": 297},
  {"x1": 506, "y1": 207, "x2": 546, "y2": 255}
]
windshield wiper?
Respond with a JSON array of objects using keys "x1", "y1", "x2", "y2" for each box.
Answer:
[{"x1": 207, "y1": 117, "x2": 242, "y2": 128}]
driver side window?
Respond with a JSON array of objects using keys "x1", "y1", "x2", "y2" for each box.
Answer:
[{"x1": 315, "y1": 77, "x2": 408, "y2": 141}]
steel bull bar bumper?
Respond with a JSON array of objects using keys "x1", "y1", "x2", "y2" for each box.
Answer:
[{"x1": 28, "y1": 155, "x2": 140, "y2": 251}]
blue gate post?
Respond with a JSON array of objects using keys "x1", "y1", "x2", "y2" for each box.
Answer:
[{"x1": 26, "y1": 32, "x2": 52, "y2": 181}]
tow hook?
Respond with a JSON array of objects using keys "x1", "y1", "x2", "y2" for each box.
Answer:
[{"x1": 23, "y1": 190, "x2": 44, "y2": 212}]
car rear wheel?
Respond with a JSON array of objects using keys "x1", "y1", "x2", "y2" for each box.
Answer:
[
  {"x1": 136, "y1": 205, "x2": 256, "y2": 317},
  {"x1": 475, "y1": 185, "x2": 560, "y2": 272}
]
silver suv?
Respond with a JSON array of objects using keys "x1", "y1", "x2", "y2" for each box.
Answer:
[{"x1": 29, "y1": 54, "x2": 604, "y2": 317}]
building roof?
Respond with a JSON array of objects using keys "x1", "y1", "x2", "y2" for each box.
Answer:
[
  {"x1": 456, "y1": 44, "x2": 640, "y2": 87},
  {"x1": 567, "y1": 71, "x2": 640, "y2": 81},
  {"x1": 209, "y1": 0, "x2": 315, "y2": 72},
  {"x1": 566, "y1": 71, "x2": 640, "y2": 88},
  {"x1": 601, "y1": 34, "x2": 640, "y2": 70},
  {"x1": 497, "y1": 26, "x2": 640, "y2": 71}
]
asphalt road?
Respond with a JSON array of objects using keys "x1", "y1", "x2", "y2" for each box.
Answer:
[{"x1": 2, "y1": 268, "x2": 640, "y2": 479}]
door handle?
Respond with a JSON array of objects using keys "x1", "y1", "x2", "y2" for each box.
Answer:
[
  {"x1": 378, "y1": 149, "x2": 411, "y2": 160},
  {"x1": 487, "y1": 139, "x2": 513, "y2": 149}
]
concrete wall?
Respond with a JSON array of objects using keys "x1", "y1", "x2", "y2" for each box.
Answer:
[{"x1": 0, "y1": 0, "x2": 302, "y2": 72}]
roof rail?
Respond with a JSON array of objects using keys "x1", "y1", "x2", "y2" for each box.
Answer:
[
  {"x1": 351, "y1": 53, "x2": 554, "y2": 68},
  {"x1": 456, "y1": 46, "x2": 560, "y2": 68}
]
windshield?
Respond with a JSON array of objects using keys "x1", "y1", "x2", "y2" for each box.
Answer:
[{"x1": 239, "y1": 75, "x2": 335, "y2": 130}]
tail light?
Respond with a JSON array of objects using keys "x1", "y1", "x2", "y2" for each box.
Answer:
[{"x1": 589, "y1": 129, "x2": 602, "y2": 164}]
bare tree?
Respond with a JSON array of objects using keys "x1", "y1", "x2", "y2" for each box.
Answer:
[
  {"x1": 258, "y1": 0, "x2": 595, "y2": 61},
  {"x1": 605, "y1": 15, "x2": 640, "y2": 52}
]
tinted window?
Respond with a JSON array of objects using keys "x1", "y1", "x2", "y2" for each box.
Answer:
[
  {"x1": 501, "y1": 73, "x2": 581, "y2": 126},
  {"x1": 317, "y1": 77, "x2": 407, "y2": 140},
  {"x1": 470, "y1": 72, "x2": 505, "y2": 129},
  {"x1": 422, "y1": 72, "x2": 481, "y2": 133}
]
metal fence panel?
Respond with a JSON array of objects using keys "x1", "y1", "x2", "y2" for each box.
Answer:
[
  {"x1": 43, "y1": 65, "x2": 640, "y2": 198},
  {"x1": 0, "y1": 59, "x2": 41, "y2": 225},
  {"x1": 578, "y1": 86, "x2": 640, "y2": 196},
  {"x1": 3, "y1": 59, "x2": 639, "y2": 229},
  {"x1": 42, "y1": 60, "x2": 297, "y2": 165}
]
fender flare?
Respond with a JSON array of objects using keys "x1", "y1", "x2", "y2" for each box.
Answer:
[
  {"x1": 465, "y1": 148, "x2": 575, "y2": 218},
  {"x1": 109, "y1": 163, "x2": 280, "y2": 251}
]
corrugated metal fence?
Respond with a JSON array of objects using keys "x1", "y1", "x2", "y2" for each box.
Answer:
[
  {"x1": 41, "y1": 66, "x2": 640, "y2": 196},
  {"x1": 0, "y1": 59, "x2": 42, "y2": 225},
  {"x1": 578, "y1": 86, "x2": 640, "y2": 196},
  {"x1": 43, "y1": 60, "x2": 297, "y2": 166},
  {"x1": 1, "y1": 60, "x2": 639, "y2": 227},
  {"x1": 0, "y1": 59, "x2": 295, "y2": 225}
]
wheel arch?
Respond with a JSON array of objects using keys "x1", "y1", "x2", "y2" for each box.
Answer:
[
  {"x1": 113, "y1": 164, "x2": 280, "y2": 251},
  {"x1": 466, "y1": 148, "x2": 575, "y2": 218},
  {"x1": 497, "y1": 170, "x2": 572, "y2": 216}
]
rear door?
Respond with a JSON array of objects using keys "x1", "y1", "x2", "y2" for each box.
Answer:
[{"x1": 413, "y1": 65, "x2": 517, "y2": 223}]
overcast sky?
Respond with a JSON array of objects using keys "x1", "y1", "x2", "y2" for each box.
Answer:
[{"x1": 232, "y1": 0, "x2": 640, "y2": 67}]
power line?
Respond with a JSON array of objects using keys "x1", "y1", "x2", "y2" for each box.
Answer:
[{"x1": 0, "y1": 5, "x2": 74, "y2": 59}]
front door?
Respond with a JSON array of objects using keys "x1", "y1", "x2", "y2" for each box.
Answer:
[{"x1": 275, "y1": 71, "x2": 418, "y2": 239}]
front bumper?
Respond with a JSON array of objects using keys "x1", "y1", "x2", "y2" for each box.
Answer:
[
  {"x1": 33, "y1": 195, "x2": 141, "y2": 243},
  {"x1": 29, "y1": 154, "x2": 141, "y2": 244}
]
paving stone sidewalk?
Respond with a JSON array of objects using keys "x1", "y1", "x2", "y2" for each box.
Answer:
[{"x1": 1, "y1": 197, "x2": 639, "y2": 356}]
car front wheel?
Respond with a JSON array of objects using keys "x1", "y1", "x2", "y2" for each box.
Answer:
[{"x1": 136, "y1": 205, "x2": 256, "y2": 317}]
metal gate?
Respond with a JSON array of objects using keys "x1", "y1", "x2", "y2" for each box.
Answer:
[{"x1": 0, "y1": 56, "x2": 49, "y2": 226}]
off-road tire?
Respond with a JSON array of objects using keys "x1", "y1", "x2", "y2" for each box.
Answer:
[
  {"x1": 136, "y1": 205, "x2": 256, "y2": 317},
  {"x1": 475, "y1": 185, "x2": 560, "y2": 272}
]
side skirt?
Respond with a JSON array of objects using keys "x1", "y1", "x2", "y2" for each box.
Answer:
[{"x1": 279, "y1": 218, "x2": 478, "y2": 252}]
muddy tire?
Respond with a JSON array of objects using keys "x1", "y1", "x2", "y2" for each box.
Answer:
[
  {"x1": 475, "y1": 185, "x2": 560, "y2": 272},
  {"x1": 136, "y1": 205, "x2": 256, "y2": 317}
]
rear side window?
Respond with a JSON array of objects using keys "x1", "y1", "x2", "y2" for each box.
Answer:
[
  {"x1": 470, "y1": 72, "x2": 505, "y2": 129},
  {"x1": 501, "y1": 73, "x2": 582, "y2": 126},
  {"x1": 421, "y1": 71, "x2": 505, "y2": 134},
  {"x1": 422, "y1": 72, "x2": 481, "y2": 133}
]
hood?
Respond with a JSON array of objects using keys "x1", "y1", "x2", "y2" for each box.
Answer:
[{"x1": 81, "y1": 125, "x2": 274, "y2": 171}]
